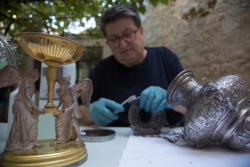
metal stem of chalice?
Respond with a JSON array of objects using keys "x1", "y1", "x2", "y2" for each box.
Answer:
[
  {"x1": 166, "y1": 70, "x2": 250, "y2": 150},
  {"x1": 15, "y1": 32, "x2": 86, "y2": 114}
]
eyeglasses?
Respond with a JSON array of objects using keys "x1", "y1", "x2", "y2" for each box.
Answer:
[{"x1": 105, "y1": 27, "x2": 140, "y2": 48}]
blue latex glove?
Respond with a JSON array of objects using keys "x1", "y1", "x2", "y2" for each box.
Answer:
[
  {"x1": 90, "y1": 98, "x2": 125, "y2": 126},
  {"x1": 139, "y1": 86, "x2": 173, "y2": 112}
]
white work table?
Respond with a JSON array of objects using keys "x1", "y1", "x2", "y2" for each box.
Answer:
[
  {"x1": 1, "y1": 123, "x2": 250, "y2": 167},
  {"x1": 0, "y1": 123, "x2": 132, "y2": 167}
]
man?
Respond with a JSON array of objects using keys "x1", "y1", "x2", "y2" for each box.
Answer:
[{"x1": 78, "y1": 3, "x2": 187, "y2": 127}]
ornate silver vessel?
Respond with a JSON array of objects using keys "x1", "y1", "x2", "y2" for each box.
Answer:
[
  {"x1": 128, "y1": 98, "x2": 166, "y2": 135},
  {"x1": 0, "y1": 35, "x2": 22, "y2": 68},
  {"x1": 166, "y1": 70, "x2": 250, "y2": 150}
]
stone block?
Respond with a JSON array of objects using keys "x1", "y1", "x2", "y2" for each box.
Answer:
[
  {"x1": 141, "y1": 0, "x2": 250, "y2": 88},
  {"x1": 239, "y1": 62, "x2": 250, "y2": 73},
  {"x1": 221, "y1": 62, "x2": 235, "y2": 75},
  {"x1": 179, "y1": 58, "x2": 191, "y2": 69},
  {"x1": 201, "y1": 52, "x2": 217, "y2": 65},
  {"x1": 209, "y1": 64, "x2": 221, "y2": 78},
  {"x1": 189, "y1": 54, "x2": 202, "y2": 67},
  {"x1": 200, "y1": 43, "x2": 212, "y2": 53}
]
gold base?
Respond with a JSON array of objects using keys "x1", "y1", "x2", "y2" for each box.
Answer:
[
  {"x1": 43, "y1": 107, "x2": 61, "y2": 114},
  {"x1": 0, "y1": 139, "x2": 87, "y2": 167}
]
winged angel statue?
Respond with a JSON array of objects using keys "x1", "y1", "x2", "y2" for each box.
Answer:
[
  {"x1": 50, "y1": 75, "x2": 93, "y2": 146},
  {"x1": 0, "y1": 65, "x2": 45, "y2": 151}
]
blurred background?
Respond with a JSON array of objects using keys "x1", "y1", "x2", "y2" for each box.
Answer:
[{"x1": 0, "y1": 0, "x2": 249, "y2": 122}]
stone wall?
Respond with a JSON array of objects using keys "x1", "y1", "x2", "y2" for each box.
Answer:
[{"x1": 142, "y1": 0, "x2": 250, "y2": 88}]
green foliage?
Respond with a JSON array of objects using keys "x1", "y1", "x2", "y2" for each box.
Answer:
[
  {"x1": 182, "y1": 7, "x2": 210, "y2": 22},
  {"x1": 182, "y1": 0, "x2": 217, "y2": 22},
  {"x1": 149, "y1": 0, "x2": 175, "y2": 7},
  {"x1": 207, "y1": 0, "x2": 217, "y2": 9},
  {"x1": 0, "y1": 0, "x2": 168, "y2": 39}
]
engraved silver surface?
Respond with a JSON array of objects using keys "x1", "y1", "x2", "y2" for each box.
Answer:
[
  {"x1": 80, "y1": 129, "x2": 115, "y2": 142},
  {"x1": 0, "y1": 35, "x2": 22, "y2": 68},
  {"x1": 128, "y1": 99, "x2": 166, "y2": 135},
  {"x1": 166, "y1": 70, "x2": 250, "y2": 150}
]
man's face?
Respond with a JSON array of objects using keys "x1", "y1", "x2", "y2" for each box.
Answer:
[{"x1": 105, "y1": 17, "x2": 146, "y2": 67}]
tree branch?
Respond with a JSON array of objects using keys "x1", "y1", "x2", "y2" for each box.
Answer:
[
  {"x1": 24, "y1": 3, "x2": 47, "y2": 16},
  {"x1": 14, "y1": 0, "x2": 62, "y2": 3},
  {"x1": 86, "y1": 29, "x2": 94, "y2": 36},
  {"x1": 4, "y1": 21, "x2": 14, "y2": 36},
  {"x1": 56, "y1": 16, "x2": 78, "y2": 19},
  {"x1": 6, "y1": 3, "x2": 22, "y2": 13},
  {"x1": 24, "y1": 3, "x2": 78, "y2": 20},
  {"x1": 62, "y1": 0, "x2": 76, "y2": 16},
  {"x1": 0, "y1": 12, "x2": 13, "y2": 21},
  {"x1": 44, "y1": 22, "x2": 50, "y2": 34}
]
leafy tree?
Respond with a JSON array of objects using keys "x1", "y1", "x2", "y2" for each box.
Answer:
[{"x1": 0, "y1": 0, "x2": 173, "y2": 39}]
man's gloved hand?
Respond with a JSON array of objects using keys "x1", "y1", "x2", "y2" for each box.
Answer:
[
  {"x1": 90, "y1": 98, "x2": 125, "y2": 126},
  {"x1": 139, "y1": 86, "x2": 173, "y2": 112}
]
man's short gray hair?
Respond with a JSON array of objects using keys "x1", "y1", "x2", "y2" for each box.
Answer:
[{"x1": 100, "y1": 3, "x2": 141, "y2": 37}]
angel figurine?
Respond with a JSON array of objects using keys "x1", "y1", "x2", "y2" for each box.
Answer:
[
  {"x1": 50, "y1": 75, "x2": 93, "y2": 146},
  {"x1": 0, "y1": 65, "x2": 45, "y2": 151}
]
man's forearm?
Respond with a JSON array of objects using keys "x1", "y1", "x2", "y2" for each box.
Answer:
[{"x1": 78, "y1": 105, "x2": 95, "y2": 126}]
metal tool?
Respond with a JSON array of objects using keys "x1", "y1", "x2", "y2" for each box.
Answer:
[{"x1": 114, "y1": 95, "x2": 138, "y2": 114}]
